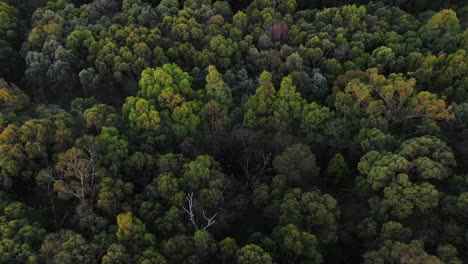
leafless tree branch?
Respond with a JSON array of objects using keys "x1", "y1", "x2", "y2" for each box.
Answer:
[
  {"x1": 182, "y1": 192, "x2": 218, "y2": 231},
  {"x1": 201, "y1": 210, "x2": 217, "y2": 231},
  {"x1": 183, "y1": 192, "x2": 199, "y2": 230}
]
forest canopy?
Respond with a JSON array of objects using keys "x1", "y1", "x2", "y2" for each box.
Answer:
[{"x1": 0, "y1": 0, "x2": 467, "y2": 263}]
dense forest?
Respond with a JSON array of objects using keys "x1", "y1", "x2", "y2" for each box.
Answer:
[{"x1": 0, "y1": 0, "x2": 467, "y2": 263}]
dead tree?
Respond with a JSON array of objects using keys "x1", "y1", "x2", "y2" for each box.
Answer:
[{"x1": 183, "y1": 192, "x2": 217, "y2": 231}]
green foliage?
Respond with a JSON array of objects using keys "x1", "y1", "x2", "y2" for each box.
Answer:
[
  {"x1": 181, "y1": 155, "x2": 225, "y2": 209},
  {"x1": 355, "y1": 128, "x2": 396, "y2": 152},
  {"x1": 109, "y1": 211, "x2": 166, "y2": 263},
  {"x1": 419, "y1": 9, "x2": 462, "y2": 52},
  {"x1": 300, "y1": 102, "x2": 334, "y2": 141},
  {"x1": 0, "y1": 1, "x2": 467, "y2": 264},
  {"x1": 124, "y1": 63, "x2": 202, "y2": 142},
  {"x1": 279, "y1": 189, "x2": 339, "y2": 244},
  {"x1": 193, "y1": 230, "x2": 218, "y2": 258},
  {"x1": 363, "y1": 240, "x2": 442, "y2": 264},
  {"x1": 205, "y1": 65, "x2": 232, "y2": 106},
  {"x1": 41, "y1": 232, "x2": 98, "y2": 264},
  {"x1": 0, "y1": 2, "x2": 22, "y2": 80},
  {"x1": 358, "y1": 136, "x2": 456, "y2": 189},
  {"x1": 370, "y1": 46, "x2": 395, "y2": 73},
  {"x1": 116, "y1": 212, "x2": 152, "y2": 245},
  {"x1": 123, "y1": 97, "x2": 163, "y2": 144},
  {"x1": 380, "y1": 221, "x2": 412, "y2": 242},
  {"x1": 0, "y1": 2, "x2": 18, "y2": 37},
  {"x1": 84, "y1": 104, "x2": 118, "y2": 133},
  {"x1": 138, "y1": 63, "x2": 194, "y2": 101},
  {"x1": 358, "y1": 151, "x2": 411, "y2": 191},
  {"x1": 0, "y1": 80, "x2": 30, "y2": 113},
  {"x1": 219, "y1": 237, "x2": 239, "y2": 260},
  {"x1": 398, "y1": 136, "x2": 456, "y2": 168},
  {"x1": 273, "y1": 144, "x2": 319, "y2": 185},
  {"x1": 96, "y1": 127, "x2": 129, "y2": 169},
  {"x1": 170, "y1": 101, "x2": 201, "y2": 138},
  {"x1": 243, "y1": 71, "x2": 276, "y2": 131},
  {"x1": 200, "y1": 100, "x2": 230, "y2": 135},
  {"x1": 334, "y1": 68, "x2": 454, "y2": 127},
  {"x1": 270, "y1": 224, "x2": 322, "y2": 263},
  {"x1": 437, "y1": 244, "x2": 462, "y2": 264},
  {"x1": 207, "y1": 35, "x2": 238, "y2": 70},
  {"x1": 0, "y1": 199, "x2": 46, "y2": 263},
  {"x1": 237, "y1": 244, "x2": 272, "y2": 264},
  {"x1": 381, "y1": 175, "x2": 439, "y2": 219},
  {"x1": 0, "y1": 125, "x2": 27, "y2": 189},
  {"x1": 97, "y1": 177, "x2": 133, "y2": 217},
  {"x1": 244, "y1": 72, "x2": 312, "y2": 133},
  {"x1": 355, "y1": 135, "x2": 459, "y2": 220},
  {"x1": 272, "y1": 75, "x2": 305, "y2": 132},
  {"x1": 327, "y1": 153, "x2": 351, "y2": 185},
  {"x1": 53, "y1": 137, "x2": 102, "y2": 203}
]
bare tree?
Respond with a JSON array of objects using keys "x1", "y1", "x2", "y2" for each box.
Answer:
[
  {"x1": 44, "y1": 135, "x2": 100, "y2": 216},
  {"x1": 183, "y1": 192, "x2": 217, "y2": 231},
  {"x1": 201, "y1": 210, "x2": 217, "y2": 231},
  {"x1": 183, "y1": 192, "x2": 199, "y2": 230},
  {"x1": 236, "y1": 129, "x2": 273, "y2": 187}
]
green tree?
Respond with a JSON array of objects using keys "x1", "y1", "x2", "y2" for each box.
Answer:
[
  {"x1": 41, "y1": 232, "x2": 98, "y2": 264},
  {"x1": 310, "y1": 69, "x2": 329, "y2": 101},
  {"x1": 271, "y1": 75, "x2": 305, "y2": 132},
  {"x1": 273, "y1": 144, "x2": 319, "y2": 185},
  {"x1": 116, "y1": 212, "x2": 153, "y2": 247},
  {"x1": 0, "y1": 80, "x2": 30, "y2": 114},
  {"x1": 252, "y1": 175, "x2": 289, "y2": 221},
  {"x1": 219, "y1": 237, "x2": 239, "y2": 262},
  {"x1": 243, "y1": 71, "x2": 276, "y2": 131},
  {"x1": 0, "y1": 2, "x2": 22, "y2": 80},
  {"x1": 370, "y1": 46, "x2": 395, "y2": 73},
  {"x1": 84, "y1": 104, "x2": 118, "y2": 134},
  {"x1": 205, "y1": 65, "x2": 232, "y2": 106},
  {"x1": 237, "y1": 244, "x2": 272, "y2": 264},
  {"x1": 200, "y1": 100, "x2": 230, "y2": 135},
  {"x1": 123, "y1": 97, "x2": 163, "y2": 144},
  {"x1": 193, "y1": 230, "x2": 218, "y2": 260},
  {"x1": 357, "y1": 151, "x2": 411, "y2": 191},
  {"x1": 380, "y1": 174, "x2": 439, "y2": 219},
  {"x1": 355, "y1": 128, "x2": 397, "y2": 152},
  {"x1": 270, "y1": 224, "x2": 322, "y2": 264},
  {"x1": 379, "y1": 221, "x2": 412, "y2": 242},
  {"x1": 53, "y1": 136, "x2": 104, "y2": 214},
  {"x1": 97, "y1": 177, "x2": 134, "y2": 217},
  {"x1": 102, "y1": 243, "x2": 131, "y2": 264},
  {"x1": 300, "y1": 102, "x2": 334, "y2": 141},
  {"x1": 363, "y1": 240, "x2": 442, "y2": 264},
  {"x1": 437, "y1": 244, "x2": 462, "y2": 264},
  {"x1": 207, "y1": 35, "x2": 237, "y2": 71},
  {"x1": 398, "y1": 136, "x2": 456, "y2": 169},
  {"x1": 334, "y1": 68, "x2": 454, "y2": 126},
  {"x1": 322, "y1": 58, "x2": 343, "y2": 83},
  {"x1": 0, "y1": 199, "x2": 46, "y2": 263},
  {"x1": 138, "y1": 63, "x2": 194, "y2": 101},
  {"x1": 125, "y1": 63, "x2": 201, "y2": 141},
  {"x1": 170, "y1": 101, "x2": 201, "y2": 138},
  {"x1": 156, "y1": 0, "x2": 179, "y2": 17},
  {"x1": 279, "y1": 190, "x2": 339, "y2": 244},
  {"x1": 0, "y1": 125, "x2": 29, "y2": 189},
  {"x1": 107, "y1": 211, "x2": 166, "y2": 264},
  {"x1": 415, "y1": 50, "x2": 468, "y2": 103},
  {"x1": 181, "y1": 155, "x2": 225, "y2": 210},
  {"x1": 96, "y1": 127, "x2": 129, "y2": 170},
  {"x1": 327, "y1": 153, "x2": 352, "y2": 185},
  {"x1": 419, "y1": 9, "x2": 462, "y2": 52}
]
